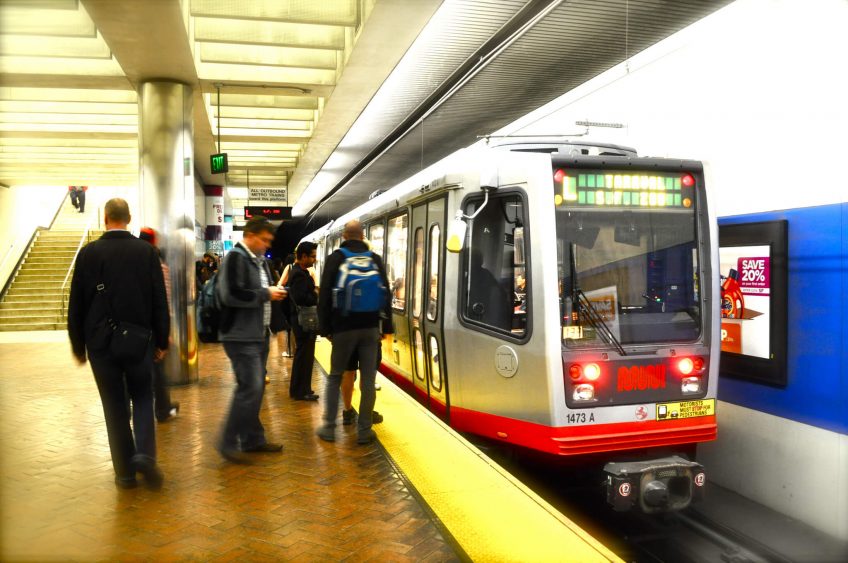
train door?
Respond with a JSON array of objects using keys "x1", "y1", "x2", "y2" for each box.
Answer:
[{"x1": 409, "y1": 197, "x2": 448, "y2": 420}]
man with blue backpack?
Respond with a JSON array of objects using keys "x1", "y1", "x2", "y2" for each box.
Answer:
[{"x1": 316, "y1": 220, "x2": 393, "y2": 445}]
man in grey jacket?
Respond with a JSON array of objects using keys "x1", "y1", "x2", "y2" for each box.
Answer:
[{"x1": 216, "y1": 216, "x2": 287, "y2": 463}]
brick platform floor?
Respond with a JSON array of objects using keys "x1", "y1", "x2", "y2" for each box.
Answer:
[{"x1": 0, "y1": 337, "x2": 458, "y2": 562}]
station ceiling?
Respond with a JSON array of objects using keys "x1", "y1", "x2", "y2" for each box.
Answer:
[{"x1": 0, "y1": 0, "x2": 731, "y2": 220}]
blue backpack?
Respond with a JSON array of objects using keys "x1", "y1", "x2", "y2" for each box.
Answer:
[{"x1": 332, "y1": 247, "x2": 388, "y2": 315}]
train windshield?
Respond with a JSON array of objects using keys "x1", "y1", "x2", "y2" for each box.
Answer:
[{"x1": 554, "y1": 169, "x2": 702, "y2": 348}]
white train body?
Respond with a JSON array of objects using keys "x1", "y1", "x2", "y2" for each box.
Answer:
[{"x1": 307, "y1": 142, "x2": 720, "y2": 512}]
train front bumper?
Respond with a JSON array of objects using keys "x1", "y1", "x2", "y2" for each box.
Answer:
[{"x1": 604, "y1": 455, "x2": 705, "y2": 513}]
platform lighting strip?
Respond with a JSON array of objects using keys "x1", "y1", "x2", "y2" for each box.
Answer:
[{"x1": 559, "y1": 173, "x2": 684, "y2": 208}]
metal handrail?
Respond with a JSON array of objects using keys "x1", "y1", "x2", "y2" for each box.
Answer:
[
  {"x1": 0, "y1": 243, "x2": 14, "y2": 276},
  {"x1": 59, "y1": 214, "x2": 97, "y2": 321}
]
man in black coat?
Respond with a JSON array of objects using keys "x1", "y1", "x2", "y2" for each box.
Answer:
[{"x1": 67, "y1": 198, "x2": 169, "y2": 490}]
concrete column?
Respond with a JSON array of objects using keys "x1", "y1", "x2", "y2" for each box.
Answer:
[{"x1": 138, "y1": 81, "x2": 198, "y2": 385}]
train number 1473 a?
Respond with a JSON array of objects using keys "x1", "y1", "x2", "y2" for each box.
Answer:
[{"x1": 567, "y1": 412, "x2": 595, "y2": 424}]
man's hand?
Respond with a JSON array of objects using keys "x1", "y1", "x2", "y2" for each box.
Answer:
[
  {"x1": 268, "y1": 286, "x2": 287, "y2": 301},
  {"x1": 154, "y1": 348, "x2": 167, "y2": 362},
  {"x1": 73, "y1": 351, "x2": 86, "y2": 365},
  {"x1": 382, "y1": 333, "x2": 393, "y2": 344}
]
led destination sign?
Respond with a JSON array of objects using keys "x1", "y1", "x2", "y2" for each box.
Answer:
[
  {"x1": 554, "y1": 169, "x2": 694, "y2": 209},
  {"x1": 244, "y1": 206, "x2": 291, "y2": 220}
]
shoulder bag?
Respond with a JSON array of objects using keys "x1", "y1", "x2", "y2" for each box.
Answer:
[{"x1": 95, "y1": 256, "x2": 152, "y2": 363}]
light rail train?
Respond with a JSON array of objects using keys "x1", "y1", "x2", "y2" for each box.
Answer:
[{"x1": 304, "y1": 140, "x2": 719, "y2": 513}]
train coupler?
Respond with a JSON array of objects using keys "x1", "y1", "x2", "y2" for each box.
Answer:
[{"x1": 604, "y1": 455, "x2": 705, "y2": 513}]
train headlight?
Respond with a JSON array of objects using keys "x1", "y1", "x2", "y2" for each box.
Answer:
[
  {"x1": 677, "y1": 358, "x2": 695, "y2": 375},
  {"x1": 583, "y1": 363, "x2": 601, "y2": 381},
  {"x1": 573, "y1": 383, "x2": 595, "y2": 401},
  {"x1": 681, "y1": 376, "x2": 701, "y2": 394}
]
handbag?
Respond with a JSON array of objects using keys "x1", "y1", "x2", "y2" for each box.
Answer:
[
  {"x1": 96, "y1": 277, "x2": 152, "y2": 363},
  {"x1": 290, "y1": 265, "x2": 319, "y2": 333},
  {"x1": 295, "y1": 305, "x2": 319, "y2": 333}
]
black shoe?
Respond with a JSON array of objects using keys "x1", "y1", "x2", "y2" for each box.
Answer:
[
  {"x1": 115, "y1": 476, "x2": 137, "y2": 489},
  {"x1": 219, "y1": 448, "x2": 252, "y2": 464},
  {"x1": 342, "y1": 408, "x2": 357, "y2": 425},
  {"x1": 371, "y1": 410, "x2": 384, "y2": 424},
  {"x1": 132, "y1": 455, "x2": 163, "y2": 491},
  {"x1": 294, "y1": 394, "x2": 319, "y2": 401},
  {"x1": 316, "y1": 425, "x2": 335, "y2": 442},
  {"x1": 357, "y1": 430, "x2": 377, "y2": 445},
  {"x1": 243, "y1": 442, "x2": 284, "y2": 453},
  {"x1": 156, "y1": 402, "x2": 180, "y2": 422}
]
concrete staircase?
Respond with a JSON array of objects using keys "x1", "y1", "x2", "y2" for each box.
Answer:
[{"x1": 0, "y1": 199, "x2": 102, "y2": 332}]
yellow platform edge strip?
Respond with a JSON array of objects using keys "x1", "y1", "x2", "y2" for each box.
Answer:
[{"x1": 315, "y1": 338, "x2": 622, "y2": 563}]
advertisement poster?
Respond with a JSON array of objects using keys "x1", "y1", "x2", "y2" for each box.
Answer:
[{"x1": 719, "y1": 245, "x2": 770, "y2": 358}]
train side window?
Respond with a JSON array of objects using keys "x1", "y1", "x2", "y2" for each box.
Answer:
[
  {"x1": 429, "y1": 335, "x2": 441, "y2": 390},
  {"x1": 412, "y1": 227, "x2": 424, "y2": 318},
  {"x1": 462, "y1": 193, "x2": 528, "y2": 338},
  {"x1": 368, "y1": 223, "x2": 385, "y2": 258},
  {"x1": 386, "y1": 213, "x2": 408, "y2": 311},
  {"x1": 427, "y1": 224, "x2": 440, "y2": 321}
]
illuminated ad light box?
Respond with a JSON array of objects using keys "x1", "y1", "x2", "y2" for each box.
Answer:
[
  {"x1": 210, "y1": 153, "x2": 228, "y2": 174},
  {"x1": 244, "y1": 206, "x2": 292, "y2": 221},
  {"x1": 718, "y1": 220, "x2": 788, "y2": 387}
]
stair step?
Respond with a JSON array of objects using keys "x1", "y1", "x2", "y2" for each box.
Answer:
[
  {"x1": 0, "y1": 302, "x2": 64, "y2": 310},
  {"x1": 0, "y1": 322, "x2": 64, "y2": 332},
  {"x1": 20, "y1": 264, "x2": 74, "y2": 272},
  {"x1": 2, "y1": 294, "x2": 66, "y2": 303},
  {"x1": 0, "y1": 312, "x2": 62, "y2": 322},
  {"x1": 23, "y1": 257, "x2": 78, "y2": 265},
  {"x1": 0, "y1": 309, "x2": 63, "y2": 319},
  {"x1": 9, "y1": 275, "x2": 68, "y2": 282},
  {"x1": 4, "y1": 282, "x2": 66, "y2": 290}
]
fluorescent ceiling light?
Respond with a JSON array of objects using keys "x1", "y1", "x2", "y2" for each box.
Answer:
[
  {"x1": 193, "y1": 18, "x2": 345, "y2": 50},
  {"x1": 199, "y1": 42, "x2": 337, "y2": 69},
  {"x1": 190, "y1": 0, "x2": 358, "y2": 26}
]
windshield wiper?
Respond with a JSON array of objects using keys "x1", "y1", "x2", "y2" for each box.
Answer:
[{"x1": 569, "y1": 243, "x2": 627, "y2": 356}]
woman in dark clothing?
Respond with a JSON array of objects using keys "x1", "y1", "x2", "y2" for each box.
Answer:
[{"x1": 288, "y1": 242, "x2": 319, "y2": 401}]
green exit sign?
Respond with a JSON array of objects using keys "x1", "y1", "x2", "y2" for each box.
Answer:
[{"x1": 210, "y1": 153, "x2": 228, "y2": 174}]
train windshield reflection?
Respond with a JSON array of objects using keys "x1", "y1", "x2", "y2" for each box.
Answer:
[{"x1": 557, "y1": 208, "x2": 701, "y2": 347}]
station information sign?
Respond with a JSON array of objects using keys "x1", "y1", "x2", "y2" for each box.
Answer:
[
  {"x1": 244, "y1": 206, "x2": 292, "y2": 220},
  {"x1": 210, "y1": 153, "x2": 228, "y2": 174}
]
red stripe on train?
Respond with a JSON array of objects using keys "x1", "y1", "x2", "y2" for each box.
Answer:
[
  {"x1": 451, "y1": 407, "x2": 716, "y2": 456},
  {"x1": 379, "y1": 362, "x2": 448, "y2": 418},
  {"x1": 379, "y1": 362, "x2": 714, "y2": 456}
]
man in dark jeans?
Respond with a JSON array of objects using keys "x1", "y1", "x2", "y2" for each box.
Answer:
[
  {"x1": 216, "y1": 216, "x2": 287, "y2": 463},
  {"x1": 288, "y1": 241, "x2": 319, "y2": 401},
  {"x1": 316, "y1": 220, "x2": 393, "y2": 445},
  {"x1": 67, "y1": 198, "x2": 169, "y2": 490}
]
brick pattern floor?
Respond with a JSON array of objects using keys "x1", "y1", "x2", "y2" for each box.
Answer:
[{"x1": 0, "y1": 337, "x2": 458, "y2": 562}]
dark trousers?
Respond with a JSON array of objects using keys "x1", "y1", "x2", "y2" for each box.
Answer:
[
  {"x1": 77, "y1": 190, "x2": 85, "y2": 212},
  {"x1": 221, "y1": 335, "x2": 270, "y2": 451},
  {"x1": 152, "y1": 360, "x2": 173, "y2": 420},
  {"x1": 323, "y1": 328, "x2": 380, "y2": 436},
  {"x1": 289, "y1": 325, "x2": 316, "y2": 398},
  {"x1": 89, "y1": 349, "x2": 155, "y2": 478},
  {"x1": 69, "y1": 190, "x2": 79, "y2": 208}
]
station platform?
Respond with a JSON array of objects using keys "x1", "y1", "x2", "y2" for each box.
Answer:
[{"x1": 0, "y1": 332, "x2": 620, "y2": 562}]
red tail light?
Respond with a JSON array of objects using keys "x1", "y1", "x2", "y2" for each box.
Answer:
[
  {"x1": 568, "y1": 364, "x2": 582, "y2": 380},
  {"x1": 681, "y1": 173, "x2": 695, "y2": 187}
]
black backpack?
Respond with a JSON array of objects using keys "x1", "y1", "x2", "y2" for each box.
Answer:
[{"x1": 197, "y1": 271, "x2": 220, "y2": 343}]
